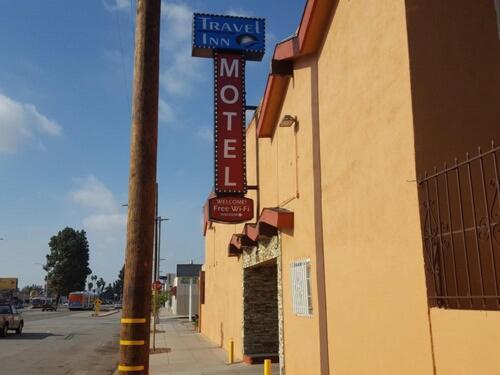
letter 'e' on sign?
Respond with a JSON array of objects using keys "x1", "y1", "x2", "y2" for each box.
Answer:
[{"x1": 214, "y1": 52, "x2": 246, "y2": 194}]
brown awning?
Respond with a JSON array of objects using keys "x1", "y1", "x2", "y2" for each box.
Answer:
[
  {"x1": 228, "y1": 234, "x2": 257, "y2": 257},
  {"x1": 259, "y1": 207, "x2": 294, "y2": 230},
  {"x1": 227, "y1": 208, "x2": 294, "y2": 257},
  {"x1": 244, "y1": 223, "x2": 259, "y2": 242}
]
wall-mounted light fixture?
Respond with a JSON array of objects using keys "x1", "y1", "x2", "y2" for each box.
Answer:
[{"x1": 279, "y1": 115, "x2": 298, "y2": 128}]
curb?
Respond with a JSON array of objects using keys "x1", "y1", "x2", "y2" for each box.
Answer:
[{"x1": 91, "y1": 309, "x2": 121, "y2": 317}]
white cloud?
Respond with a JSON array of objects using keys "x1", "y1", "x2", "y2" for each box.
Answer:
[
  {"x1": 159, "y1": 98, "x2": 175, "y2": 124},
  {"x1": 196, "y1": 126, "x2": 213, "y2": 143},
  {"x1": 83, "y1": 213, "x2": 126, "y2": 233},
  {"x1": 161, "y1": 1, "x2": 192, "y2": 46},
  {"x1": 160, "y1": 48, "x2": 203, "y2": 95},
  {"x1": 103, "y1": 0, "x2": 131, "y2": 12},
  {"x1": 70, "y1": 175, "x2": 127, "y2": 262},
  {"x1": 0, "y1": 93, "x2": 62, "y2": 154},
  {"x1": 70, "y1": 175, "x2": 118, "y2": 213},
  {"x1": 226, "y1": 8, "x2": 254, "y2": 17},
  {"x1": 160, "y1": 1, "x2": 205, "y2": 95}
]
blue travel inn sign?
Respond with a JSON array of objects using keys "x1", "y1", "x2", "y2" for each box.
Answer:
[{"x1": 192, "y1": 13, "x2": 265, "y2": 61}]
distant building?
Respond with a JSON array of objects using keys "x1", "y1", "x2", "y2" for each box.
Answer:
[
  {"x1": 159, "y1": 273, "x2": 176, "y2": 290},
  {"x1": 171, "y1": 264, "x2": 202, "y2": 316},
  {"x1": 159, "y1": 273, "x2": 176, "y2": 308}
]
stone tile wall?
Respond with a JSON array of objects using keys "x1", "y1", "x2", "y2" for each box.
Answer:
[{"x1": 243, "y1": 261, "x2": 279, "y2": 355}]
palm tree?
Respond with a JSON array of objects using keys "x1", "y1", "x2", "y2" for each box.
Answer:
[
  {"x1": 90, "y1": 275, "x2": 98, "y2": 293},
  {"x1": 96, "y1": 278, "x2": 105, "y2": 295}
]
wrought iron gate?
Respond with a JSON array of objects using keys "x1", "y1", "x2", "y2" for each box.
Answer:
[{"x1": 418, "y1": 141, "x2": 500, "y2": 310}]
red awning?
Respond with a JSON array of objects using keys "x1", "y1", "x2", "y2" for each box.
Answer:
[{"x1": 227, "y1": 208, "x2": 294, "y2": 257}]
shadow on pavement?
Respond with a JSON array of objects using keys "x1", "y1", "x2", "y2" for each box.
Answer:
[{"x1": 4, "y1": 332, "x2": 64, "y2": 340}]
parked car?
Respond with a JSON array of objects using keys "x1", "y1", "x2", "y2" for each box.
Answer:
[
  {"x1": 41, "y1": 301, "x2": 57, "y2": 311},
  {"x1": 0, "y1": 304, "x2": 23, "y2": 337}
]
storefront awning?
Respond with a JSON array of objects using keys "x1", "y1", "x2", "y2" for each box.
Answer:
[{"x1": 228, "y1": 208, "x2": 294, "y2": 257}]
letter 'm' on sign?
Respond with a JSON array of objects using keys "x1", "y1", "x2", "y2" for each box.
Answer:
[
  {"x1": 214, "y1": 52, "x2": 246, "y2": 194},
  {"x1": 220, "y1": 58, "x2": 239, "y2": 77}
]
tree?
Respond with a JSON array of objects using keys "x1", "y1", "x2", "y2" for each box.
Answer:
[
  {"x1": 112, "y1": 265, "x2": 125, "y2": 300},
  {"x1": 45, "y1": 227, "x2": 92, "y2": 303},
  {"x1": 21, "y1": 284, "x2": 44, "y2": 297},
  {"x1": 101, "y1": 284, "x2": 115, "y2": 301},
  {"x1": 96, "y1": 277, "x2": 105, "y2": 294},
  {"x1": 152, "y1": 291, "x2": 169, "y2": 315}
]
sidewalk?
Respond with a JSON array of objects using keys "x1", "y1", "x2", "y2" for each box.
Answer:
[{"x1": 149, "y1": 309, "x2": 279, "y2": 375}]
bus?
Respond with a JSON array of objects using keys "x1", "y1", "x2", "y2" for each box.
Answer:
[
  {"x1": 31, "y1": 297, "x2": 46, "y2": 309},
  {"x1": 68, "y1": 291, "x2": 96, "y2": 310}
]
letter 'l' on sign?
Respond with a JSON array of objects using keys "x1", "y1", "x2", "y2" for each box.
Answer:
[{"x1": 214, "y1": 52, "x2": 246, "y2": 194}]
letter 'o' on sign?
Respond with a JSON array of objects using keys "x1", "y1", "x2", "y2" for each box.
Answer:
[{"x1": 220, "y1": 85, "x2": 239, "y2": 104}]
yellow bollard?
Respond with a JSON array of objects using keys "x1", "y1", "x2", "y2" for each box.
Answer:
[
  {"x1": 94, "y1": 299, "x2": 101, "y2": 317},
  {"x1": 264, "y1": 359, "x2": 271, "y2": 375},
  {"x1": 228, "y1": 339, "x2": 234, "y2": 364}
]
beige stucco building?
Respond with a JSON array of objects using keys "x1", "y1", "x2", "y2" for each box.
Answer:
[{"x1": 199, "y1": 0, "x2": 500, "y2": 374}]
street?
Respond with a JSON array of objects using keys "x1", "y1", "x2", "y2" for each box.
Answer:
[{"x1": 0, "y1": 308, "x2": 120, "y2": 375}]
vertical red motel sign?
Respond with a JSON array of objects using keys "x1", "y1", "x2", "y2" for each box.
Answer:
[
  {"x1": 214, "y1": 53, "x2": 246, "y2": 194},
  {"x1": 192, "y1": 14, "x2": 266, "y2": 224}
]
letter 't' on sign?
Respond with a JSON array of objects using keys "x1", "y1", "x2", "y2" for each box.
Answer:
[
  {"x1": 192, "y1": 14, "x2": 265, "y2": 61},
  {"x1": 214, "y1": 52, "x2": 246, "y2": 194}
]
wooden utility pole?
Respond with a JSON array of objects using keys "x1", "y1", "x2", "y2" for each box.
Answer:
[
  {"x1": 154, "y1": 183, "x2": 159, "y2": 282},
  {"x1": 119, "y1": 1, "x2": 161, "y2": 374}
]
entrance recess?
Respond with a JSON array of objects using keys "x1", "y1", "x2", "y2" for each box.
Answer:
[{"x1": 243, "y1": 259, "x2": 279, "y2": 364}]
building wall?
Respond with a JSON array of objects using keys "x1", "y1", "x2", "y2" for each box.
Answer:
[
  {"x1": 201, "y1": 224, "x2": 245, "y2": 360},
  {"x1": 405, "y1": 1, "x2": 500, "y2": 373},
  {"x1": 173, "y1": 279, "x2": 199, "y2": 316},
  {"x1": 316, "y1": 1, "x2": 435, "y2": 373},
  {"x1": 202, "y1": 61, "x2": 325, "y2": 372},
  {"x1": 431, "y1": 309, "x2": 500, "y2": 375},
  {"x1": 272, "y1": 59, "x2": 325, "y2": 375},
  {"x1": 201, "y1": 1, "x2": 500, "y2": 374},
  {"x1": 200, "y1": 113, "x2": 260, "y2": 361},
  {"x1": 405, "y1": 0, "x2": 500, "y2": 174}
]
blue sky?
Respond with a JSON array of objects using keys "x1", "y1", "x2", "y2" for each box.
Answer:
[{"x1": 0, "y1": 0, "x2": 305, "y2": 288}]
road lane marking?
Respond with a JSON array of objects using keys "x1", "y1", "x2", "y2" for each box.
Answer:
[
  {"x1": 121, "y1": 318, "x2": 146, "y2": 324},
  {"x1": 120, "y1": 340, "x2": 145, "y2": 346}
]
